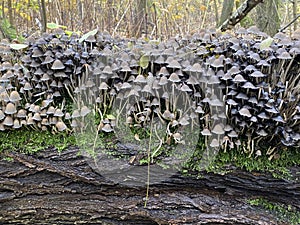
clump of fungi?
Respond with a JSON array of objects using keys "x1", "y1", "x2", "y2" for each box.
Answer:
[{"x1": 0, "y1": 26, "x2": 299, "y2": 159}]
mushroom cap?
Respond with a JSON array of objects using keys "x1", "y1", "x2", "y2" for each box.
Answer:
[
  {"x1": 201, "y1": 128, "x2": 212, "y2": 136},
  {"x1": 120, "y1": 82, "x2": 132, "y2": 89},
  {"x1": 102, "y1": 123, "x2": 113, "y2": 132},
  {"x1": 233, "y1": 74, "x2": 247, "y2": 82},
  {"x1": 54, "y1": 109, "x2": 64, "y2": 117},
  {"x1": 162, "y1": 110, "x2": 174, "y2": 120},
  {"x1": 3, "y1": 116, "x2": 13, "y2": 126},
  {"x1": 173, "y1": 132, "x2": 182, "y2": 140},
  {"x1": 51, "y1": 59, "x2": 65, "y2": 70},
  {"x1": 179, "y1": 116, "x2": 189, "y2": 126},
  {"x1": 167, "y1": 59, "x2": 181, "y2": 69},
  {"x1": 250, "y1": 71, "x2": 265, "y2": 78},
  {"x1": 72, "y1": 109, "x2": 81, "y2": 118},
  {"x1": 5, "y1": 102, "x2": 17, "y2": 115},
  {"x1": 71, "y1": 119, "x2": 78, "y2": 128},
  {"x1": 238, "y1": 107, "x2": 252, "y2": 117},
  {"x1": 80, "y1": 106, "x2": 91, "y2": 117},
  {"x1": 158, "y1": 76, "x2": 168, "y2": 85},
  {"x1": 32, "y1": 113, "x2": 42, "y2": 121},
  {"x1": 55, "y1": 121, "x2": 67, "y2": 132},
  {"x1": 41, "y1": 73, "x2": 51, "y2": 81},
  {"x1": 23, "y1": 82, "x2": 33, "y2": 91},
  {"x1": 99, "y1": 82, "x2": 109, "y2": 90},
  {"x1": 133, "y1": 74, "x2": 147, "y2": 83},
  {"x1": 65, "y1": 112, "x2": 71, "y2": 120},
  {"x1": 49, "y1": 117, "x2": 58, "y2": 125},
  {"x1": 211, "y1": 58, "x2": 224, "y2": 68},
  {"x1": 189, "y1": 63, "x2": 203, "y2": 73},
  {"x1": 168, "y1": 72, "x2": 181, "y2": 82},
  {"x1": 228, "y1": 130, "x2": 238, "y2": 138},
  {"x1": 242, "y1": 82, "x2": 258, "y2": 90},
  {"x1": 180, "y1": 84, "x2": 192, "y2": 92},
  {"x1": 210, "y1": 138, "x2": 220, "y2": 148},
  {"x1": 46, "y1": 106, "x2": 55, "y2": 115},
  {"x1": 13, "y1": 119, "x2": 21, "y2": 129},
  {"x1": 41, "y1": 118, "x2": 49, "y2": 125},
  {"x1": 212, "y1": 124, "x2": 225, "y2": 135}
]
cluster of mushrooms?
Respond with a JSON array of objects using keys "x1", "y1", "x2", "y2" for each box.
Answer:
[{"x1": 0, "y1": 26, "x2": 299, "y2": 157}]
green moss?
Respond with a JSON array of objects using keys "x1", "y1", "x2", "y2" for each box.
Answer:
[
  {"x1": 1, "y1": 128, "x2": 299, "y2": 181},
  {"x1": 0, "y1": 129, "x2": 76, "y2": 153},
  {"x1": 211, "y1": 148, "x2": 299, "y2": 179},
  {"x1": 75, "y1": 131, "x2": 117, "y2": 158},
  {"x1": 186, "y1": 137, "x2": 300, "y2": 179},
  {"x1": 248, "y1": 197, "x2": 300, "y2": 225}
]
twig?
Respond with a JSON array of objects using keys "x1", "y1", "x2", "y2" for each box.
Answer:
[{"x1": 279, "y1": 14, "x2": 300, "y2": 32}]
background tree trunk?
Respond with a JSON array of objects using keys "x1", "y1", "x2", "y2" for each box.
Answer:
[
  {"x1": 213, "y1": 0, "x2": 220, "y2": 26},
  {"x1": 40, "y1": 0, "x2": 47, "y2": 32},
  {"x1": 218, "y1": 0, "x2": 234, "y2": 27},
  {"x1": 293, "y1": 0, "x2": 297, "y2": 31},
  {"x1": 134, "y1": 0, "x2": 147, "y2": 38},
  {"x1": 0, "y1": 147, "x2": 299, "y2": 224},
  {"x1": 255, "y1": 0, "x2": 280, "y2": 36},
  {"x1": 7, "y1": 0, "x2": 13, "y2": 27}
]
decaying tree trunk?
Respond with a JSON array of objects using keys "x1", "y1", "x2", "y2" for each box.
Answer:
[
  {"x1": 219, "y1": 0, "x2": 264, "y2": 32},
  {"x1": 0, "y1": 147, "x2": 299, "y2": 224}
]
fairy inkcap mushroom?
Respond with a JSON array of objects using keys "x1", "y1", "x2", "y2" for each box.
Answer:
[
  {"x1": 5, "y1": 102, "x2": 17, "y2": 115},
  {"x1": 9, "y1": 91, "x2": 21, "y2": 103},
  {"x1": 56, "y1": 121, "x2": 67, "y2": 132},
  {"x1": 51, "y1": 59, "x2": 65, "y2": 70}
]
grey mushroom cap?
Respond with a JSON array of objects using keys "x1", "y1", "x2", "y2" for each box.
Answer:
[
  {"x1": 51, "y1": 59, "x2": 65, "y2": 70},
  {"x1": 5, "y1": 103, "x2": 17, "y2": 115}
]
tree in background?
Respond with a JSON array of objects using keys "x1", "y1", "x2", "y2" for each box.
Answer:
[
  {"x1": 255, "y1": 0, "x2": 280, "y2": 36},
  {"x1": 218, "y1": 0, "x2": 234, "y2": 27},
  {"x1": 0, "y1": 0, "x2": 299, "y2": 39},
  {"x1": 39, "y1": 0, "x2": 47, "y2": 32},
  {"x1": 134, "y1": 0, "x2": 148, "y2": 38}
]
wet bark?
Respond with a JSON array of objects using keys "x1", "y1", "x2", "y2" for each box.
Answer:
[{"x1": 0, "y1": 147, "x2": 299, "y2": 224}]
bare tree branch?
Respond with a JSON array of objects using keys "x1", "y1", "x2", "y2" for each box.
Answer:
[
  {"x1": 219, "y1": 0, "x2": 264, "y2": 32},
  {"x1": 280, "y1": 14, "x2": 300, "y2": 33}
]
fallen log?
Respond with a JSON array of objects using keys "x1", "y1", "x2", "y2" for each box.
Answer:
[{"x1": 0, "y1": 147, "x2": 299, "y2": 224}]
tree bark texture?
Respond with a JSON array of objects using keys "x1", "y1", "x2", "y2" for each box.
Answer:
[
  {"x1": 255, "y1": 0, "x2": 280, "y2": 36},
  {"x1": 217, "y1": 0, "x2": 234, "y2": 28},
  {"x1": 0, "y1": 147, "x2": 299, "y2": 224},
  {"x1": 134, "y1": 0, "x2": 147, "y2": 37},
  {"x1": 40, "y1": 0, "x2": 47, "y2": 33},
  {"x1": 7, "y1": 0, "x2": 13, "y2": 27},
  {"x1": 219, "y1": 0, "x2": 264, "y2": 32}
]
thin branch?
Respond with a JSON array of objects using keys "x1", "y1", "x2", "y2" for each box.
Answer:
[{"x1": 279, "y1": 14, "x2": 300, "y2": 32}]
